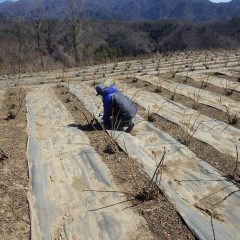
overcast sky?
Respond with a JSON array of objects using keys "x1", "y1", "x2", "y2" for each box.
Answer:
[{"x1": 0, "y1": 0, "x2": 233, "y2": 4}]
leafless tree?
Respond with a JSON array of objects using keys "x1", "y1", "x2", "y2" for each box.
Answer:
[
  {"x1": 11, "y1": 5, "x2": 24, "y2": 75},
  {"x1": 1, "y1": 84, "x2": 25, "y2": 120},
  {"x1": 30, "y1": 0, "x2": 46, "y2": 70},
  {"x1": 67, "y1": 0, "x2": 85, "y2": 66},
  {"x1": 16, "y1": 18, "x2": 23, "y2": 75}
]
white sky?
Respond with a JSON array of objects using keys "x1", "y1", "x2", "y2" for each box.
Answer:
[{"x1": 210, "y1": 0, "x2": 231, "y2": 2}]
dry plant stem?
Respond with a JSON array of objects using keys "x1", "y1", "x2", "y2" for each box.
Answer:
[
  {"x1": 131, "y1": 89, "x2": 141, "y2": 102},
  {"x1": 220, "y1": 79, "x2": 240, "y2": 96},
  {"x1": 170, "y1": 84, "x2": 178, "y2": 100},
  {"x1": 180, "y1": 112, "x2": 203, "y2": 146},
  {"x1": 147, "y1": 106, "x2": 155, "y2": 122},
  {"x1": 170, "y1": 66, "x2": 176, "y2": 78},
  {"x1": 217, "y1": 96, "x2": 238, "y2": 125},
  {"x1": 234, "y1": 144, "x2": 239, "y2": 174},
  {"x1": 83, "y1": 189, "x2": 133, "y2": 196},
  {"x1": 183, "y1": 70, "x2": 189, "y2": 84},
  {"x1": 154, "y1": 80, "x2": 162, "y2": 93},
  {"x1": 200, "y1": 74, "x2": 210, "y2": 88},
  {"x1": 209, "y1": 211, "x2": 216, "y2": 240},
  {"x1": 189, "y1": 89, "x2": 202, "y2": 109},
  {"x1": 112, "y1": 108, "x2": 121, "y2": 132},
  {"x1": 148, "y1": 148, "x2": 166, "y2": 190},
  {"x1": 107, "y1": 108, "x2": 124, "y2": 142},
  {"x1": 123, "y1": 141, "x2": 141, "y2": 192},
  {"x1": 88, "y1": 199, "x2": 133, "y2": 212}
]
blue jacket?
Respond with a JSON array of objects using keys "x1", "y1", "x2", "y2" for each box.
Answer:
[{"x1": 102, "y1": 85, "x2": 137, "y2": 125}]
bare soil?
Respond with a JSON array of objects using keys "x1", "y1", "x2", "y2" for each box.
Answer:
[
  {"x1": 136, "y1": 105, "x2": 240, "y2": 184},
  {"x1": 55, "y1": 85, "x2": 195, "y2": 240},
  {"x1": 125, "y1": 77, "x2": 240, "y2": 129},
  {"x1": 0, "y1": 89, "x2": 30, "y2": 240}
]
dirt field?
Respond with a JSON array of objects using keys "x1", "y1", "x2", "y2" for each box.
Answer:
[
  {"x1": 0, "y1": 89, "x2": 30, "y2": 239},
  {"x1": 0, "y1": 49, "x2": 240, "y2": 240}
]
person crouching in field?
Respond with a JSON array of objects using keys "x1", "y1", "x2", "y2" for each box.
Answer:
[{"x1": 96, "y1": 83, "x2": 137, "y2": 133}]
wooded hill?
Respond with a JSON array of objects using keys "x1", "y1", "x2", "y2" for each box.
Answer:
[
  {"x1": 1, "y1": 0, "x2": 240, "y2": 22},
  {"x1": 0, "y1": 16, "x2": 240, "y2": 74}
]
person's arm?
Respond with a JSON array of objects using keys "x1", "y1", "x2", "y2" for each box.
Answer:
[{"x1": 102, "y1": 95, "x2": 112, "y2": 126}]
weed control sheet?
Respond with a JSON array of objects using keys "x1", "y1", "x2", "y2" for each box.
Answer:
[
  {"x1": 26, "y1": 86, "x2": 151, "y2": 240},
  {"x1": 137, "y1": 75, "x2": 240, "y2": 118},
  {"x1": 178, "y1": 70, "x2": 240, "y2": 92},
  {"x1": 114, "y1": 81, "x2": 240, "y2": 158},
  {"x1": 68, "y1": 82, "x2": 240, "y2": 240}
]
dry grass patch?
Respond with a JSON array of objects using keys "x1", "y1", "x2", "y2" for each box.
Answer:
[{"x1": 0, "y1": 88, "x2": 30, "y2": 240}]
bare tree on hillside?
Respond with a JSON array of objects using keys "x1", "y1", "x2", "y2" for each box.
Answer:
[
  {"x1": 30, "y1": 0, "x2": 46, "y2": 70},
  {"x1": 16, "y1": 18, "x2": 23, "y2": 75},
  {"x1": 67, "y1": 0, "x2": 84, "y2": 66},
  {"x1": 10, "y1": 5, "x2": 24, "y2": 75}
]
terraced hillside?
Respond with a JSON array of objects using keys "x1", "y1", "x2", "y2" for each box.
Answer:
[{"x1": 0, "y1": 49, "x2": 240, "y2": 239}]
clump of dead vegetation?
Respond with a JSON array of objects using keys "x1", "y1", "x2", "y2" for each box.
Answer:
[
  {"x1": 182, "y1": 72, "x2": 189, "y2": 84},
  {"x1": 104, "y1": 139, "x2": 118, "y2": 154},
  {"x1": 218, "y1": 96, "x2": 239, "y2": 125},
  {"x1": 170, "y1": 85, "x2": 178, "y2": 101},
  {"x1": 179, "y1": 112, "x2": 204, "y2": 146},
  {"x1": 154, "y1": 79, "x2": 162, "y2": 93},
  {"x1": 154, "y1": 85, "x2": 162, "y2": 93},
  {"x1": 200, "y1": 74, "x2": 211, "y2": 89},
  {"x1": 220, "y1": 79, "x2": 240, "y2": 96},
  {"x1": 227, "y1": 144, "x2": 240, "y2": 182},
  {"x1": 147, "y1": 107, "x2": 156, "y2": 123},
  {"x1": 189, "y1": 89, "x2": 202, "y2": 110},
  {"x1": 0, "y1": 148, "x2": 8, "y2": 161},
  {"x1": 170, "y1": 67, "x2": 176, "y2": 78},
  {"x1": 84, "y1": 145, "x2": 168, "y2": 215},
  {"x1": 129, "y1": 146, "x2": 167, "y2": 202},
  {"x1": 1, "y1": 86, "x2": 25, "y2": 120}
]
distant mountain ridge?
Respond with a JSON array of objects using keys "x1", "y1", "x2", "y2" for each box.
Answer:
[{"x1": 0, "y1": 0, "x2": 240, "y2": 22}]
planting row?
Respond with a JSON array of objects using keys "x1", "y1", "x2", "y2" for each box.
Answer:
[
  {"x1": 26, "y1": 86, "x2": 150, "y2": 239},
  {"x1": 67, "y1": 82, "x2": 240, "y2": 240}
]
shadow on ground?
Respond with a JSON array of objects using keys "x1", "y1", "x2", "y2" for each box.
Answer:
[{"x1": 68, "y1": 123, "x2": 103, "y2": 131}]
